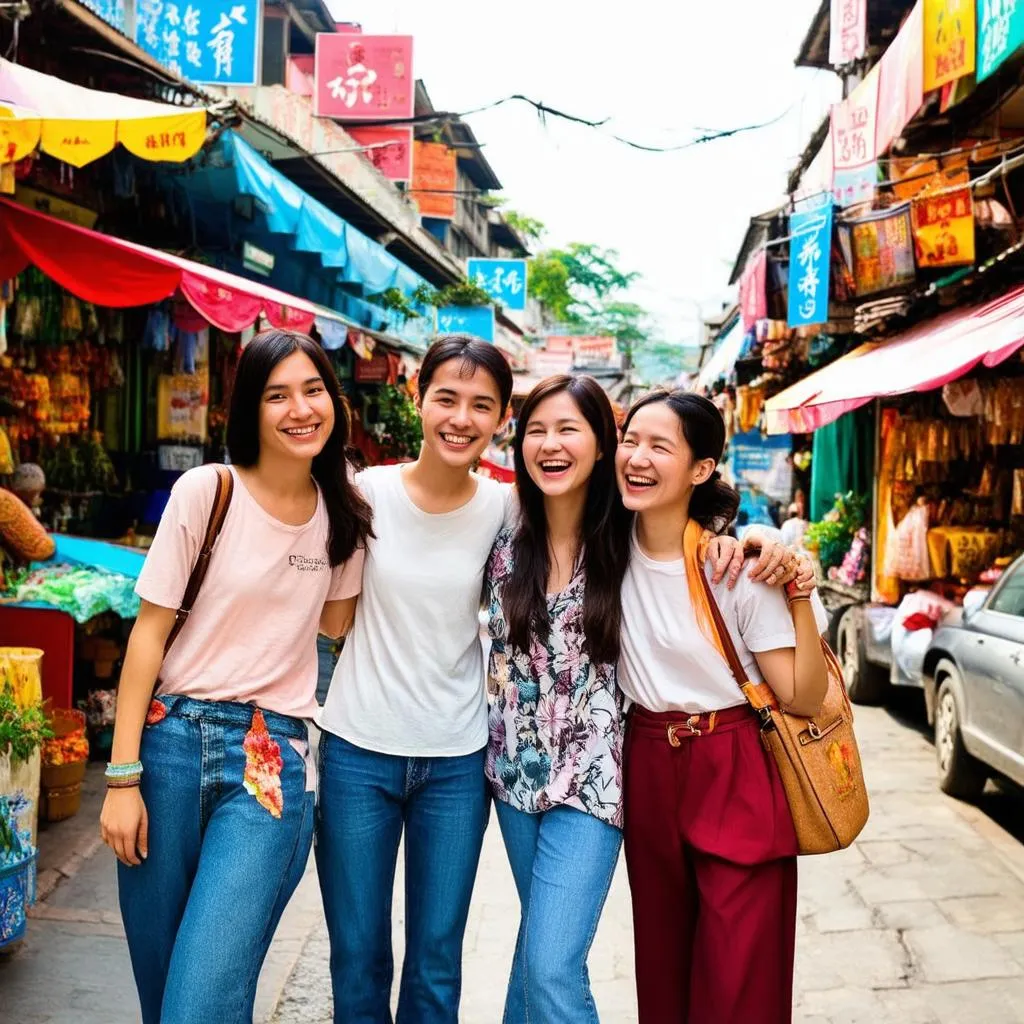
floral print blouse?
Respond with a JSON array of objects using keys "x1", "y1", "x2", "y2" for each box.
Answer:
[{"x1": 484, "y1": 528, "x2": 624, "y2": 828}]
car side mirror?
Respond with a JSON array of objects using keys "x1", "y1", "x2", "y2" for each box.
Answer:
[{"x1": 962, "y1": 589, "x2": 987, "y2": 623}]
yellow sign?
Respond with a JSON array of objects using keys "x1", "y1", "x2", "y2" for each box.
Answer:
[
  {"x1": 923, "y1": 0, "x2": 975, "y2": 91},
  {"x1": 912, "y1": 186, "x2": 975, "y2": 267},
  {"x1": 157, "y1": 331, "x2": 210, "y2": 442}
]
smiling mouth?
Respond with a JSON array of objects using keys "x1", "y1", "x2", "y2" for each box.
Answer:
[
  {"x1": 539, "y1": 459, "x2": 571, "y2": 475},
  {"x1": 625, "y1": 474, "x2": 656, "y2": 489},
  {"x1": 440, "y1": 431, "x2": 475, "y2": 448},
  {"x1": 283, "y1": 424, "x2": 320, "y2": 438}
]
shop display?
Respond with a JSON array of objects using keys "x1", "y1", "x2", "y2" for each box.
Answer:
[
  {"x1": 0, "y1": 792, "x2": 36, "y2": 950},
  {"x1": 3, "y1": 564, "x2": 140, "y2": 623},
  {"x1": 40, "y1": 708, "x2": 88, "y2": 823}
]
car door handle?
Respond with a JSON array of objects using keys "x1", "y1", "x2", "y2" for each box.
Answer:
[
  {"x1": 1012, "y1": 653, "x2": 1022, "y2": 666},
  {"x1": 975, "y1": 638, "x2": 985, "y2": 645}
]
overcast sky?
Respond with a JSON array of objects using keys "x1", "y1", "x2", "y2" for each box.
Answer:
[{"x1": 327, "y1": 0, "x2": 841, "y2": 345}]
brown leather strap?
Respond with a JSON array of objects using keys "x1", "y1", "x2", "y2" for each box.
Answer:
[
  {"x1": 163, "y1": 465, "x2": 234, "y2": 656},
  {"x1": 694, "y1": 559, "x2": 779, "y2": 715}
]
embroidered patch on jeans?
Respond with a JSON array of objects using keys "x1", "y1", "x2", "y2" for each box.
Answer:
[
  {"x1": 243, "y1": 709, "x2": 284, "y2": 818},
  {"x1": 827, "y1": 739, "x2": 856, "y2": 799},
  {"x1": 145, "y1": 700, "x2": 167, "y2": 725}
]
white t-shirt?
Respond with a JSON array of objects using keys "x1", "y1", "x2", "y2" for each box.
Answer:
[
  {"x1": 319, "y1": 464, "x2": 510, "y2": 756},
  {"x1": 618, "y1": 531, "x2": 828, "y2": 714}
]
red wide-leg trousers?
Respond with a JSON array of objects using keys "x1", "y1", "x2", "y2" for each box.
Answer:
[{"x1": 624, "y1": 704, "x2": 799, "y2": 1024}]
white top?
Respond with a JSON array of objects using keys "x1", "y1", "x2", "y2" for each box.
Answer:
[
  {"x1": 319, "y1": 464, "x2": 511, "y2": 756},
  {"x1": 136, "y1": 465, "x2": 362, "y2": 720},
  {"x1": 618, "y1": 531, "x2": 828, "y2": 714}
]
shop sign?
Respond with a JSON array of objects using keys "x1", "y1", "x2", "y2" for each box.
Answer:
[
  {"x1": 831, "y1": 65, "x2": 880, "y2": 205},
  {"x1": 80, "y1": 0, "x2": 127, "y2": 32},
  {"x1": 847, "y1": 205, "x2": 916, "y2": 296},
  {"x1": 924, "y1": 0, "x2": 976, "y2": 89},
  {"x1": 157, "y1": 444, "x2": 204, "y2": 472},
  {"x1": 314, "y1": 34, "x2": 414, "y2": 120},
  {"x1": 912, "y1": 185, "x2": 975, "y2": 266},
  {"x1": 977, "y1": 0, "x2": 1024, "y2": 81},
  {"x1": 787, "y1": 202, "x2": 834, "y2": 328},
  {"x1": 14, "y1": 186, "x2": 98, "y2": 229},
  {"x1": 347, "y1": 126, "x2": 413, "y2": 181},
  {"x1": 136, "y1": 0, "x2": 261, "y2": 86},
  {"x1": 411, "y1": 141, "x2": 457, "y2": 220},
  {"x1": 467, "y1": 259, "x2": 528, "y2": 311},
  {"x1": 729, "y1": 429, "x2": 793, "y2": 527},
  {"x1": 738, "y1": 249, "x2": 768, "y2": 331},
  {"x1": 830, "y1": 0, "x2": 867, "y2": 66},
  {"x1": 157, "y1": 375, "x2": 209, "y2": 441},
  {"x1": 436, "y1": 306, "x2": 495, "y2": 342},
  {"x1": 876, "y1": 1, "x2": 924, "y2": 156},
  {"x1": 354, "y1": 350, "x2": 391, "y2": 383},
  {"x1": 242, "y1": 241, "x2": 275, "y2": 276}
]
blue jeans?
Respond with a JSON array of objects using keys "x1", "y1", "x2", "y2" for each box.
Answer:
[
  {"x1": 495, "y1": 801, "x2": 622, "y2": 1024},
  {"x1": 118, "y1": 695, "x2": 314, "y2": 1024},
  {"x1": 316, "y1": 732, "x2": 489, "y2": 1023},
  {"x1": 316, "y1": 634, "x2": 343, "y2": 706}
]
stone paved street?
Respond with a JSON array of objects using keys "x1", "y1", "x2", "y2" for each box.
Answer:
[{"x1": 3, "y1": 702, "x2": 1024, "y2": 1023}]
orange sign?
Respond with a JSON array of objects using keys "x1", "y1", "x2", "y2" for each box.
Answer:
[
  {"x1": 923, "y1": 0, "x2": 976, "y2": 91},
  {"x1": 912, "y1": 186, "x2": 975, "y2": 268},
  {"x1": 411, "y1": 141, "x2": 456, "y2": 220}
]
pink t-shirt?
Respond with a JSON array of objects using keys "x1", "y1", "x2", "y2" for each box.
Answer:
[{"x1": 135, "y1": 464, "x2": 363, "y2": 720}]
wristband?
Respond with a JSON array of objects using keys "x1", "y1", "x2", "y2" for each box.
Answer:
[
  {"x1": 106, "y1": 778, "x2": 141, "y2": 790},
  {"x1": 105, "y1": 760, "x2": 143, "y2": 781}
]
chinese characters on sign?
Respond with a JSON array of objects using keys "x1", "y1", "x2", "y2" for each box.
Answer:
[
  {"x1": 410, "y1": 141, "x2": 458, "y2": 220},
  {"x1": 977, "y1": 0, "x2": 1024, "y2": 81},
  {"x1": 787, "y1": 202, "x2": 834, "y2": 328},
  {"x1": 832, "y1": 64, "x2": 880, "y2": 207},
  {"x1": 467, "y1": 259, "x2": 528, "y2": 311},
  {"x1": 912, "y1": 186, "x2": 975, "y2": 266},
  {"x1": 924, "y1": 0, "x2": 976, "y2": 89},
  {"x1": 347, "y1": 127, "x2": 413, "y2": 182},
  {"x1": 846, "y1": 206, "x2": 916, "y2": 296},
  {"x1": 830, "y1": 0, "x2": 867, "y2": 66},
  {"x1": 314, "y1": 35, "x2": 414, "y2": 120},
  {"x1": 81, "y1": 0, "x2": 127, "y2": 32},
  {"x1": 738, "y1": 249, "x2": 768, "y2": 331},
  {"x1": 876, "y1": 1, "x2": 924, "y2": 156},
  {"x1": 436, "y1": 306, "x2": 495, "y2": 343},
  {"x1": 136, "y1": 0, "x2": 260, "y2": 85}
]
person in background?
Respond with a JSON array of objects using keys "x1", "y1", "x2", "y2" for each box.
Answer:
[
  {"x1": 101, "y1": 330, "x2": 370, "y2": 1024},
  {"x1": 615, "y1": 390, "x2": 827, "y2": 1024}
]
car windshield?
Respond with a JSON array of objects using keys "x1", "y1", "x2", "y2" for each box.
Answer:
[{"x1": 989, "y1": 562, "x2": 1024, "y2": 618}]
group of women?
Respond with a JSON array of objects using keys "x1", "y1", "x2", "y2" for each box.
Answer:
[{"x1": 100, "y1": 330, "x2": 829, "y2": 1024}]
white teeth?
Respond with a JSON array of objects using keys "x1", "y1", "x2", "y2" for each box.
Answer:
[
  {"x1": 442, "y1": 433, "x2": 473, "y2": 445},
  {"x1": 540, "y1": 461, "x2": 570, "y2": 470},
  {"x1": 284, "y1": 425, "x2": 318, "y2": 436},
  {"x1": 626, "y1": 475, "x2": 656, "y2": 486}
]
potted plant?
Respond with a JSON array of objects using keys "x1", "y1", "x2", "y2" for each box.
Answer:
[{"x1": 0, "y1": 683, "x2": 51, "y2": 850}]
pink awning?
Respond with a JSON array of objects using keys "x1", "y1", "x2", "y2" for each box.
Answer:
[
  {"x1": 0, "y1": 199, "x2": 319, "y2": 333},
  {"x1": 765, "y1": 285, "x2": 1024, "y2": 434}
]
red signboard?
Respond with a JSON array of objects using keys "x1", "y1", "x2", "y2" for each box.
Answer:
[
  {"x1": 347, "y1": 125, "x2": 413, "y2": 181},
  {"x1": 410, "y1": 141, "x2": 457, "y2": 220},
  {"x1": 738, "y1": 249, "x2": 767, "y2": 331},
  {"x1": 314, "y1": 34, "x2": 414, "y2": 120},
  {"x1": 876, "y1": 1, "x2": 924, "y2": 156}
]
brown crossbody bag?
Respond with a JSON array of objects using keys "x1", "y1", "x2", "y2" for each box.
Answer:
[
  {"x1": 163, "y1": 465, "x2": 234, "y2": 656},
  {"x1": 695, "y1": 566, "x2": 870, "y2": 855}
]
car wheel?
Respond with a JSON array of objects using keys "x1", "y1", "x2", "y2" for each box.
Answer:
[
  {"x1": 837, "y1": 607, "x2": 889, "y2": 705},
  {"x1": 935, "y1": 664, "x2": 987, "y2": 801}
]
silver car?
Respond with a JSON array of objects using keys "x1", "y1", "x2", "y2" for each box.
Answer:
[{"x1": 922, "y1": 553, "x2": 1024, "y2": 800}]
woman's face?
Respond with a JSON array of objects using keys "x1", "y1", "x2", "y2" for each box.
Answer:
[
  {"x1": 259, "y1": 350, "x2": 335, "y2": 462},
  {"x1": 417, "y1": 359, "x2": 506, "y2": 469},
  {"x1": 520, "y1": 390, "x2": 600, "y2": 500},
  {"x1": 615, "y1": 401, "x2": 715, "y2": 514}
]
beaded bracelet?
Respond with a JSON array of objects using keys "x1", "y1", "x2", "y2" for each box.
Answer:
[
  {"x1": 106, "y1": 778, "x2": 141, "y2": 790},
  {"x1": 105, "y1": 760, "x2": 143, "y2": 781}
]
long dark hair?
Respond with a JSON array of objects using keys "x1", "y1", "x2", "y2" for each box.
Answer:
[
  {"x1": 418, "y1": 334, "x2": 514, "y2": 410},
  {"x1": 621, "y1": 389, "x2": 739, "y2": 534},
  {"x1": 226, "y1": 329, "x2": 373, "y2": 565},
  {"x1": 503, "y1": 375, "x2": 631, "y2": 665}
]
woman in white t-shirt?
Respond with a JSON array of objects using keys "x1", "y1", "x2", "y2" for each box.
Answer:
[
  {"x1": 615, "y1": 390, "x2": 829, "y2": 1024},
  {"x1": 100, "y1": 330, "x2": 371, "y2": 1024}
]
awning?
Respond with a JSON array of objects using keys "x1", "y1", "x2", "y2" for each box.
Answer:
[
  {"x1": 0, "y1": 198, "x2": 331, "y2": 333},
  {"x1": 765, "y1": 285, "x2": 1024, "y2": 434},
  {"x1": 0, "y1": 59, "x2": 206, "y2": 167},
  {"x1": 696, "y1": 316, "x2": 746, "y2": 392}
]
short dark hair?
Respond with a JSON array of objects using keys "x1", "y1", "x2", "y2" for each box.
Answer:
[
  {"x1": 503, "y1": 374, "x2": 631, "y2": 665},
  {"x1": 621, "y1": 389, "x2": 740, "y2": 534},
  {"x1": 418, "y1": 334, "x2": 513, "y2": 410},
  {"x1": 227, "y1": 329, "x2": 373, "y2": 565}
]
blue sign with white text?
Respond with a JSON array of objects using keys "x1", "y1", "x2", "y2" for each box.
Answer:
[
  {"x1": 81, "y1": 0, "x2": 127, "y2": 32},
  {"x1": 787, "y1": 202, "x2": 833, "y2": 328},
  {"x1": 467, "y1": 258, "x2": 527, "y2": 311},
  {"x1": 136, "y1": 0, "x2": 261, "y2": 86},
  {"x1": 437, "y1": 306, "x2": 495, "y2": 343}
]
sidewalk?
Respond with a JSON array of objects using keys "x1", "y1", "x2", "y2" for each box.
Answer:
[{"x1": 3, "y1": 705, "x2": 1024, "y2": 1023}]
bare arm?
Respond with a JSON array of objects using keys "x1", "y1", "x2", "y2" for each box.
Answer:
[
  {"x1": 319, "y1": 596, "x2": 358, "y2": 640},
  {"x1": 751, "y1": 598, "x2": 829, "y2": 717},
  {"x1": 100, "y1": 600, "x2": 175, "y2": 867}
]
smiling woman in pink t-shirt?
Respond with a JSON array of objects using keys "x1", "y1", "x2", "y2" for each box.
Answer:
[{"x1": 99, "y1": 330, "x2": 371, "y2": 1024}]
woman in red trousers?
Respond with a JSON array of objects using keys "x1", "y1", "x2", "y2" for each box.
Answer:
[{"x1": 615, "y1": 390, "x2": 829, "y2": 1024}]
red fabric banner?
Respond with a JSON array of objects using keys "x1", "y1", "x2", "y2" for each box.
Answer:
[{"x1": 738, "y1": 249, "x2": 767, "y2": 331}]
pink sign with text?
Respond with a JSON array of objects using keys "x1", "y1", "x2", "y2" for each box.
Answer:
[{"x1": 315, "y1": 34, "x2": 414, "y2": 120}]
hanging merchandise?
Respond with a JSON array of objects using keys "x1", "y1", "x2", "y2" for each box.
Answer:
[
  {"x1": 842, "y1": 205, "x2": 916, "y2": 296},
  {"x1": 143, "y1": 303, "x2": 170, "y2": 352},
  {"x1": 912, "y1": 186, "x2": 975, "y2": 268}
]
